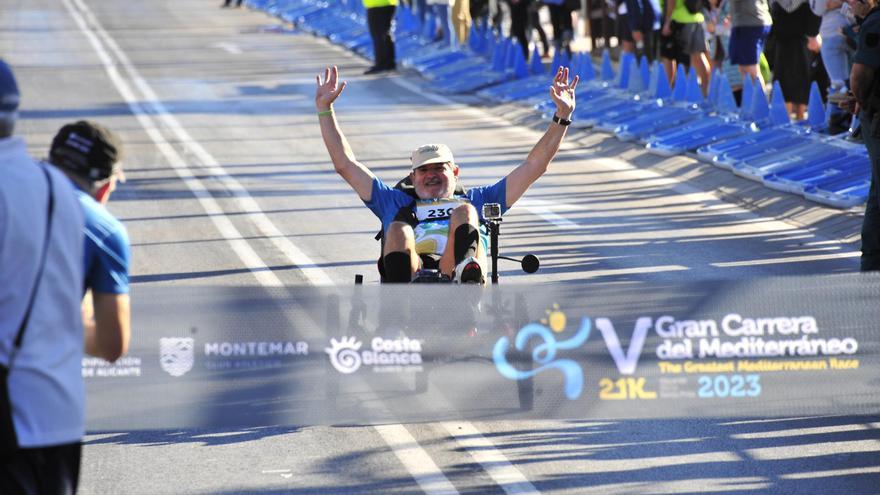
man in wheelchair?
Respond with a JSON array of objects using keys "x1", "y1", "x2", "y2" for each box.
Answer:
[{"x1": 315, "y1": 65, "x2": 578, "y2": 283}]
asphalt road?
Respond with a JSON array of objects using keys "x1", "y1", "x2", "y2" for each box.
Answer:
[{"x1": 3, "y1": 0, "x2": 879, "y2": 493}]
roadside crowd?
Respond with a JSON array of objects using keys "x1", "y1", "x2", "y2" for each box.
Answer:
[{"x1": 363, "y1": 0, "x2": 864, "y2": 127}]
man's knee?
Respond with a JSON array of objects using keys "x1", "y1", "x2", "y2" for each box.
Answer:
[
  {"x1": 450, "y1": 203, "x2": 479, "y2": 226},
  {"x1": 384, "y1": 221, "x2": 414, "y2": 252}
]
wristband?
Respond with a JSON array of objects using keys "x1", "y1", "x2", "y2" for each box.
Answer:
[
  {"x1": 552, "y1": 114, "x2": 572, "y2": 126},
  {"x1": 317, "y1": 109, "x2": 333, "y2": 117}
]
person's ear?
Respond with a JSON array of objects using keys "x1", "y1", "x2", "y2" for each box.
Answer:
[{"x1": 452, "y1": 165, "x2": 459, "y2": 177}]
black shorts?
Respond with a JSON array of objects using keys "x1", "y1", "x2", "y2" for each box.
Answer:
[
  {"x1": 617, "y1": 18, "x2": 634, "y2": 43},
  {"x1": 660, "y1": 27, "x2": 689, "y2": 65},
  {"x1": 419, "y1": 253, "x2": 441, "y2": 270},
  {"x1": 676, "y1": 21, "x2": 708, "y2": 55},
  {"x1": 0, "y1": 442, "x2": 81, "y2": 494}
]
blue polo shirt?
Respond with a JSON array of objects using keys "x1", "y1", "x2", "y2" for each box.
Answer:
[
  {"x1": 74, "y1": 187, "x2": 130, "y2": 295},
  {"x1": 1, "y1": 137, "x2": 86, "y2": 447}
]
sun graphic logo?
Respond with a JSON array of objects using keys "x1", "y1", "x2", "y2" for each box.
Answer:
[
  {"x1": 325, "y1": 337, "x2": 363, "y2": 374},
  {"x1": 541, "y1": 303, "x2": 567, "y2": 333}
]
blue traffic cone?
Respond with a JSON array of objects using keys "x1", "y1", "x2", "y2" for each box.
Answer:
[
  {"x1": 491, "y1": 36, "x2": 508, "y2": 71},
  {"x1": 530, "y1": 46, "x2": 544, "y2": 75},
  {"x1": 639, "y1": 56, "x2": 650, "y2": 93},
  {"x1": 707, "y1": 70, "x2": 720, "y2": 107},
  {"x1": 559, "y1": 50, "x2": 571, "y2": 72},
  {"x1": 615, "y1": 52, "x2": 634, "y2": 88},
  {"x1": 626, "y1": 56, "x2": 644, "y2": 93},
  {"x1": 600, "y1": 50, "x2": 615, "y2": 81},
  {"x1": 807, "y1": 81, "x2": 826, "y2": 129},
  {"x1": 685, "y1": 67, "x2": 703, "y2": 103},
  {"x1": 769, "y1": 80, "x2": 790, "y2": 126},
  {"x1": 468, "y1": 24, "x2": 480, "y2": 52},
  {"x1": 579, "y1": 54, "x2": 595, "y2": 82},
  {"x1": 671, "y1": 64, "x2": 688, "y2": 102},
  {"x1": 484, "y1": 31, "x2": 497, "y2": 60},
  {"x1": 505, "y1": 39, "x2": 519, "y2": 71},
  {"x1": 480, "y1": 24, "x2": 492, "y2": 56},
  {"x1": 550, "y1": 49, "x2": 562, "y2": 74},
  {"x1": 716, "y1": 74, "x2": 738, "y2": 115},
  {"x1": 751, "y1": 78, "x2": 770, "y2": 122},
  {"x1": 513, "y1": 44, "x2": 529, "y2": 79},
  {"x1": 651, "y1": 62, "x2": 671, "y2": 99}
]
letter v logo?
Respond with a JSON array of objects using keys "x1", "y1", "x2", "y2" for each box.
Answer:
[{"x1": 594, "y1": 317, "x2": 653, "y2": 375}]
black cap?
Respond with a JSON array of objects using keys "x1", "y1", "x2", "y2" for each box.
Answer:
[
  {"x1": 50, "y1": 121, "x2": 122, "y2": 182},
  {"x1": 0, "y1": 59, "x2": 19, "y2": 113}
]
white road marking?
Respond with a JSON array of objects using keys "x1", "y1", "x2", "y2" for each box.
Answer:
[
  {"x1": 374, "y1": 424, "x2": 460, "y2": 495},
  {"x1": 516, "y1": 198, "x2": 579, "y2": 228},
  {"x1": 63, "y1": 1, "x2": 461, "y2": 492},
  {"x1": 211, "y1": 41, "x2": 242, "y2": 54},
  {"x1": 68, "y1": 0, "x2": 332, "y2": 286},
  {"x1": 441, "y1": 422, "x2": 539, "y2": 495},
  {"x1": 711, "y1": 251, "x2": 861, "y2": 267}
]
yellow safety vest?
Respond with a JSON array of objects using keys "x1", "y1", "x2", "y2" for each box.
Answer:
[{"x1": 363, "y1": 0, "x2": 397, "y2": 8}]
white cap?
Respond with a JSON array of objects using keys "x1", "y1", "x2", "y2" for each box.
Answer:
[{"x1": 411, "y1": 143, "x2": 455, "y2": 169}]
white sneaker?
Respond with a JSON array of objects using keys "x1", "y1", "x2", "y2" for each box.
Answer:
[{"x1": 453, "y1": 256, "x2": 486, "y2": 284}]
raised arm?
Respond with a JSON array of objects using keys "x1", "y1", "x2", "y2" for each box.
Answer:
[
  {"x1": 504, "y1": 67, "x2": 578, "y2": 207},
  {"x1": 316, "y1": 66, "x2": 375, "y2": 201}
]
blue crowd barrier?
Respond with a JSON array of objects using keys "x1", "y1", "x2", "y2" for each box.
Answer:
[
  {"x1": 613, "y1": 65, "x2": 705, "y2": 142},
  {"x1": 248, "y1": 0, "x2": 870, "y2": 208}
]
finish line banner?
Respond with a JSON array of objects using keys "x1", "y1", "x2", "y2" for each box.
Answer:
[{"x1": 85, "y1": 274, "x2": 880, "y2": 429}]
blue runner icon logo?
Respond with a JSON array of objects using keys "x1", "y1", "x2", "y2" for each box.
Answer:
[{"x1": 493, "y1": 317, "x2": 592, "y2": 399}]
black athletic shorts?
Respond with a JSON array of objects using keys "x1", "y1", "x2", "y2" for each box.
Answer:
[{"x1": 0, "y1": 442, "x2": 81, "y2": 495}]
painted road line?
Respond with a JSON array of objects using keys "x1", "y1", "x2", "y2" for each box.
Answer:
[
  {"x1": 69, "y1": 0, "x2": 332, "y2": 286},
  {"x1": 441, "y1": 422, "x2": 539, "y2": 495},
  {"x1": 516, "y1": 198, "x2": 580, "y2": 228},
  {"x1": 64, "y1": 2, "x2": 460, "y2": 493},
  {"x1": 211, "y1": 42, "x2": 243, "y2": 54},
  {"x1": 374, "y1": 424, "x2": 460, "y2": 495}
]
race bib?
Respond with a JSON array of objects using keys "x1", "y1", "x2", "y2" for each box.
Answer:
[{"x1": 414, "y1": 198, "x2": 470, "y2": 222}]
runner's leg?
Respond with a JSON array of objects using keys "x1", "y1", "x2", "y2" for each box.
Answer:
[
  {"x1": 439, "y1": 204, "x2": 486, "y2": 277},
  {"x1": 383, "y1": 221, "x2": 420, "y2": 282}
]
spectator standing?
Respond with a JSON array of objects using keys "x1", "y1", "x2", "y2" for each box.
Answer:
[
  {"x1": 507, "y1": 0, "x2": 534, "y2": 57},
  {"x1": 48, "y1": 121, "x2": 131, "y2": 364},
  {"x1": 452, "y1": 0, "x2": 473, "y2": 44},
  {"x1": 662, "y1": 0, "x2": 713, "y2": 93},
  {"x1": 729, "y1": 0, "x2": 773, "y2": 87},
  {"x1": 428, "y1": 0, "x2": 453, "y2": 45},
  {"x1": 0, "y1": 60, "x2": 86, "y2": 494},
  {"x1": 616, "y1": 0, "x2": 638, "y2": 55},
  {"x1": 545, "y1": 0, "x2": 577, "y2": 56},
  {"x1": 846, "y1": 0, "x2": 880, "y2": 270},
  {"x1": 529, "y1": 0, "x2": 552, "y2": 58},
  {"x1": 811, "y1": 0, "x2": 855, "y2": 92},
  {"x1": 625, "y1": 0, "x2": 663, "y2": 60},
  {"x1": 769, "y1": 0, "x2": 822, "y2": 119},
  {"x1": 364, "y1": 0, "x2": 398, "y2": 74}
]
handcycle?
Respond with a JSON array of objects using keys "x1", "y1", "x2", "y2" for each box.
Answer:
[
  {"x1": 327, "y1": 178, "x2": 541, "y2": 412},
  {"x1": 365, "y1": 176, "x2": 540, "y2": 285}
]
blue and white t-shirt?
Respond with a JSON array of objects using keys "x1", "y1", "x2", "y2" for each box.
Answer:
[
  {"x1": 364, "y1": 177, "x2": 507, "y2": 256},
  {"x1": 75, "y1": 188, "x2": 130, "y2": 295}
]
